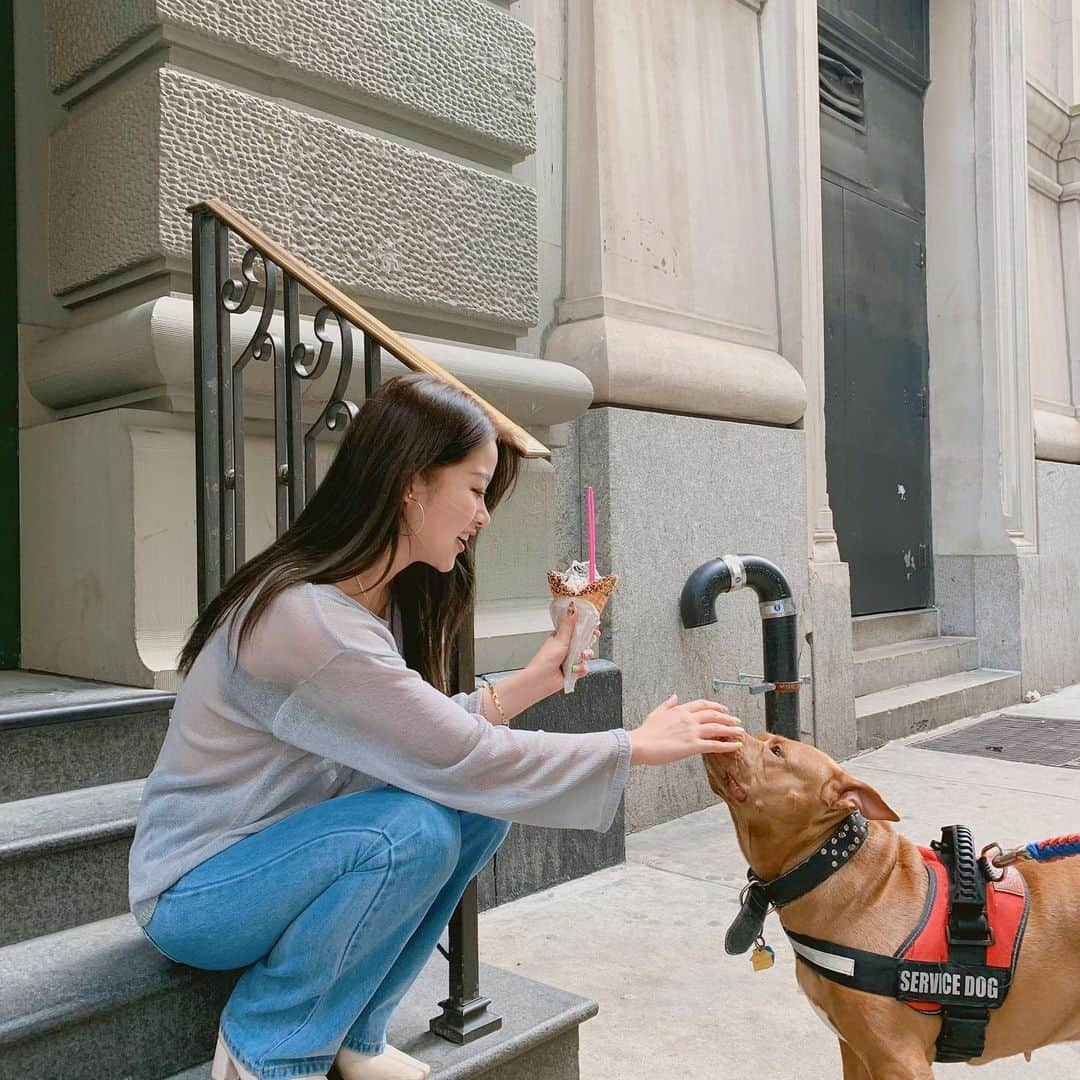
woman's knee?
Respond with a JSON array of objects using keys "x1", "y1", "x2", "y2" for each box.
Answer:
[
  {"x1": 461, "y1": 812, "x2": 510, "y2": 851},
  {"x1": 392, "y1": 797, "x2": 461, "y2": 879},
  {"x1": 457, "y1": 813, "x2": 510, "y2": 873}
]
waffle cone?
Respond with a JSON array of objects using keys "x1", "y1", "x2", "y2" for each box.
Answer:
[{"x1": 547, "y1": 570, "x2": 619, "y2": 615}]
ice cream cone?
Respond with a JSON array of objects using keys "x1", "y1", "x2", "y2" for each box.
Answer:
[{"x1": 546, "y1": 569, "x2": 619, "y2": 614}]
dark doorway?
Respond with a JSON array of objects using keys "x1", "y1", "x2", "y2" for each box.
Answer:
[
  {"x1": 0, "y1": 0, "x2": 17, "y2": 667},
  {"x1": 819, "y1": 1, "x2": 933, "y2": 616}
]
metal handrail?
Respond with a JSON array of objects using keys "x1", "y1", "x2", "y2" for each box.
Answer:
[
  {"x1": 190, "y1": 198, "x2": 549, "y2": 460},
  {"x1": 189, "y1": 198, "x2": 516, "y2": 1044}
]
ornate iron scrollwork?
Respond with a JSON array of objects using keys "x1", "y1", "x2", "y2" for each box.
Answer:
[{"x1": 296, "y1": 306, "x2": 360, "y2": 498}]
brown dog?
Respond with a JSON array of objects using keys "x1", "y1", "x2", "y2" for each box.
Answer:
[{"x1": 705, "y1": 733, "x2": 1080, "y2": 1078}]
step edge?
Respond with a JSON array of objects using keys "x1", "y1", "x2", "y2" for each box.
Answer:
[
  {"x1": 0, "y1": 918, "x2": 212, "y2": 1048},
  {"x1": 852, "y1": 636, "x2": 978, "y2": 663},
  {"x1": 0, "y1": 817, "x2": 137, "y2": 861},
  {"x1": 855, "y1": 669, "x2": 1021, "y2": 716},
  {"x1": 0, "y1": 693, "x2": 175, "y2": 733},
  {"x1": 439, "y1": 980, "x2": 598, "y2": 1080}
]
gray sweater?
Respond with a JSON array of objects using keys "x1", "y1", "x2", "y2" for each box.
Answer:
[{"x1": 128, "y1": 583, "x2": 631, "y2": 926}]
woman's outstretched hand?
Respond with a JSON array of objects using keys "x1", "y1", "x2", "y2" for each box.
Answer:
[{"x1": 629, "y1": 695, "x2": 744, "y2": 766}]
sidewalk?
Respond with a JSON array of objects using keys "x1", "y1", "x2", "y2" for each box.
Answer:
[{"x1": 479, "y1": 688, "x2": 1080, "y2": 1078}]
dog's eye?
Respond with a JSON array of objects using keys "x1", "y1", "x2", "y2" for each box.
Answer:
[{"x1": 770, "y1": 744, "x2": 784, "y2": 758}]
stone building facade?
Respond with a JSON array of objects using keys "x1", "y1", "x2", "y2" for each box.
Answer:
[{"x1": 8, "y1": 0, "x2": 1080, "y2": 834}]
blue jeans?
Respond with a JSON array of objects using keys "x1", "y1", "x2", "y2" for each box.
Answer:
[{"x1": 141, "y1": 787, "x2": 510, "y2": 1079}]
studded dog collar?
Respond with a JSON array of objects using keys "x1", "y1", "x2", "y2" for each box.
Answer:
[{"x1": 725, "y1": 811, "x2": 870, "y2": 955}]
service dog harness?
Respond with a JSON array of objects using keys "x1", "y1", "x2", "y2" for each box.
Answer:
[{"x1": 725, "y1": 816, "x2": 1030, "y2": 1063}]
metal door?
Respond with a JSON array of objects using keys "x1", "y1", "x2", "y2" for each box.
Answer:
[{"x1": 819, "y1": 1, "x2": 932, "y2": 615}]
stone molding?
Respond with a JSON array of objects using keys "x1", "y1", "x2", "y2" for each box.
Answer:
[
  {"x1": 1026, "y1": 78, "x2": 1070, "y2": 164},
  {"x1": 545, "y1": 314, "x2": 806, "y2": 426},
  {"x1": 1034, "y1": 404, "x2": 1080, "y2": 464},
  {"x1": 46, "y1": 0, "x2": 536, "y2": 158},
  {"x1": 1024, "y1": 78, "x2": 1080, "y2": 464},
  {"x1": 49, "y1": 66, "x2": 538, "y2": 327},
  {"x1": 23, "y1": 296, "x2": 593, "y2": 441}
]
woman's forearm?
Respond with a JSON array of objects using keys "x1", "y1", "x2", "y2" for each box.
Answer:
[{"x1": 478, "y1": 663, "x2": 561, "y2": 725}]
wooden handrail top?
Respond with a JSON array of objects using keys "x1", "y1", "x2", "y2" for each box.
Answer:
[{"x1": 189, "y1": 197, "x2": 550, "y2": 460}]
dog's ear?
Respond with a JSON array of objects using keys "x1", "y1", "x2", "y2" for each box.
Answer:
[{"x1": 827, "y1": 772, "x2": 900, "y2": 821}]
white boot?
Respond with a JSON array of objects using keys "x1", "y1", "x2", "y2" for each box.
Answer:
[
  {"x1": 330, "y1": 1043, "x2": 432, "y2": 1080},
  {"x1": 211, "y1": 1030, "x2": 327, "y2": 1080}
]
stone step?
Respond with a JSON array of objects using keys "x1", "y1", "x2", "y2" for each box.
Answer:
[
  {"x1": 851, "y1": 609, "x2": 940, "y2": 651},
  {"x1": 0, "y1": 915, "x2": 592, "y2": 1080},
  {"x1": 855, "y1": 669, "x2": 1022, "y2": 751},
  {"x1": 853, "y1": 635, "x2": 979, "y2": 698},
  {"x1": 0, "y1": 779, "x2": 143, "y2": 946},
  {"x1": 0, "y1": 671, "x2": 172, "y2": 803}
]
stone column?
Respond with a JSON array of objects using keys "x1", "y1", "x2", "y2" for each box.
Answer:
[
  {"x1": 925, "y1": 0, "x2": 1040, "y2": 680},
  {"x1": 548, "y1": 0, "x2": 859, "y2": 830}
]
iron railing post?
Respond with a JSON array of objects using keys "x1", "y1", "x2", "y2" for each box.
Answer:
[
  {"x1": 192, "y1": 208, "x2": 225, "y2": 611},
  {"x1": 429, "y1": 610, "x2": 502, "y2": 1044}
]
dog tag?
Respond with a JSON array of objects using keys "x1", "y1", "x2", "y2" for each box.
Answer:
[{"x1": 751, "y1": 944, "x2": 775, "y2": 971}]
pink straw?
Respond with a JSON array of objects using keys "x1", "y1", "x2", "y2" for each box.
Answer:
[{"x1": 587, "y1": 486, "x2": 597, "y2": 583}]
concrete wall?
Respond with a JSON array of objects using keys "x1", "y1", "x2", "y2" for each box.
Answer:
[
  {"x1": 577, "y1": 407, "x2": 809, "y2": 832},
  {"x1": 1020, "y1": 461, "x2": 1080, "y2": 692}
]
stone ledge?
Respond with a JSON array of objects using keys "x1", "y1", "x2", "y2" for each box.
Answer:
[
  {"x1": 24, "y1": 297, "x2": 593, "y2": 435},
  {"x1": 47, "y1": 0, "x2": 536, "y2": 159},
  {"x1": 1034, "y1": 406, "x2": 1080, "y2": 464},
  {"x1": 49, "y1": 66, "x2": 538, "y2": 325},
  {"x1": 546, "y1": 313, "x2": 807, "y2": 425}
]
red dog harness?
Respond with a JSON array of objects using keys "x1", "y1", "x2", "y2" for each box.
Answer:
[
  {"x1": 786, "y1": 827, "x2": 1030, "y2": 1062},
  {"x1": 898, "y1": 845, "x2": 1028, "y2": 1015}
]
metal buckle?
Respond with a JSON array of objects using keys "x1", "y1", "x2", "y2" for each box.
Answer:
[{"x1": 945, "y1": 923, "x2": 995, "y2": 948}]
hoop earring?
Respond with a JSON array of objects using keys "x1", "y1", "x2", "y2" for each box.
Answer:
[{"x1": 401, "y1": 496, "x2": 426, "y2": 537}]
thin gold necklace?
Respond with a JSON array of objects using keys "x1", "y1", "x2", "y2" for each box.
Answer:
[{"x1": 354, "y1": 572, "x2": 387, "y2": 619}]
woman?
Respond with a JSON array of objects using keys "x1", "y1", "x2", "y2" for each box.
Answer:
[{"x1": 128, "y1": 373, "x2": 743, "y2": 1080}]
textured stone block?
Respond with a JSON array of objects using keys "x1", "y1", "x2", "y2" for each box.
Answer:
[
  {"x1": 47, "y1": 0, "x2": 156, "y2": 91},
  {"x1": 578, "y1": 407, "x2": 808, "y2": 831},
  {"x1": 46, "y1": 0, "x2": 536, "y2": 157},
  {"x1": 50, "y1": 67, "x2": 538, "y2": 326},
  {"x1": 1, "y1": 709, "x2": 170, "y2": 802}
]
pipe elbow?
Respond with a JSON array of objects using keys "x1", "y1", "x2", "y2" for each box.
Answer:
[
  {"x1": 740, "y1": 556, "x2": 792, "y2": 605},
  {"x1": 679, "y1": 558, "x2": 733, "y2": 628}
]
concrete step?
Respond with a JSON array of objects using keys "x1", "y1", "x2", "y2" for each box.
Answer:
[
  {"x1": 855, "y1": 669, "x2": 1022, "y2": 750},
  {"x1": 0, "y1": 671, "x2": 172, "y2": 803},
  {"x1": 0, "y1": 915, "x2": 592, "y2": 1080},
  {"x1": 851, "y1": 609, "x2": 940, "y2": 651},
  {"x1": 0, "y1": 780, "x2": 143, "y2": 946},
  {"x1": 853, "y1": 635, "x2": 979, "y2": 697}
]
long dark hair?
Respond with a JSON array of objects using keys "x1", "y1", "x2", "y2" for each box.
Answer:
[{"x1": 178, "y1": 372, "x2": 521, "y2": 692}]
